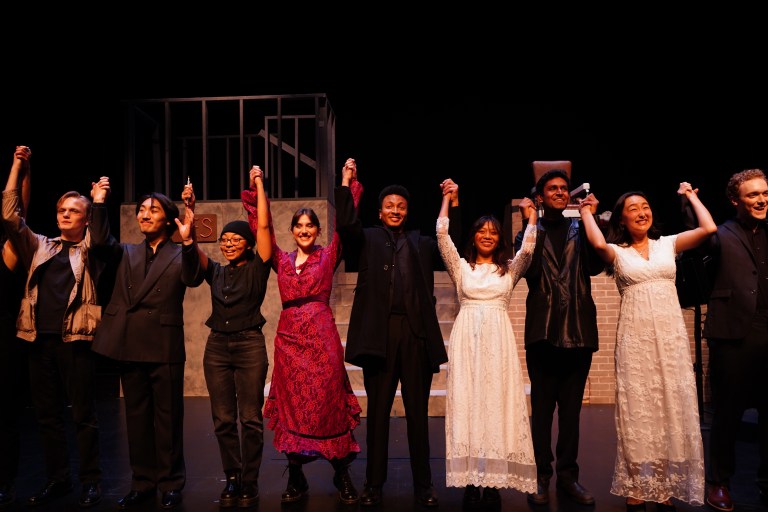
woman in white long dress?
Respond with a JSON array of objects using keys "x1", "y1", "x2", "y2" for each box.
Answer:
[
  {"x1": 579, "y1": 183, "x2": 716, "y2": 511},
  {"x1": 437, "y1": 180, "x2": 539, "y2": 508}
]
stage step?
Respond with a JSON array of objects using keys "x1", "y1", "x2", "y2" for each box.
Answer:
[{"x1": 333, "y1": 271, "x2": 458, "y2": 417}]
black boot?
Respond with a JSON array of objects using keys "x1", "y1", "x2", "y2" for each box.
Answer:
[
  {"x1": 238, "y1": 481, "x2": 259, "y2": 507},
  {"x1": 219, "y1": 471, "x2": 240, "y2": 508},
  {"x1": 281, "y1": 464, "x2": 308, "y2": 503},
  {"x1": 332, "y1": 465, "x2": 359, "y2": 504}
]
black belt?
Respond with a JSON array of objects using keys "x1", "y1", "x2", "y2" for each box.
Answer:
[{"x1": 282, "y1": 294, "x2": 325, "y2": 310}]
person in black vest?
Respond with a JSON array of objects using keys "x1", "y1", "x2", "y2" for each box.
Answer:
[
  {"x1": 335, "y1": 176, "x2": 461, "y2": 508},
  {"x1": 514, "y1": 169, "x2": 604, "y2": 506}
]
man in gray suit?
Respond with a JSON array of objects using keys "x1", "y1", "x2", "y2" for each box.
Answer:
[{"x1": 90, "y1": 180, "x2": 203, "y2": 510}]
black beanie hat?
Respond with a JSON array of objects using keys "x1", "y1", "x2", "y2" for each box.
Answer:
[{"x1": 220, "y1": 220, "x2": 255, "y2": 247}]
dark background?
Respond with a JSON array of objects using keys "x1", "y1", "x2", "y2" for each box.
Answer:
[{"x1": 4, "y1": 87, "x2": 768, "y2": 242}]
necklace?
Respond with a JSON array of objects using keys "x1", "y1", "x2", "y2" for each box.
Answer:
[{"x1": 631, "y1": 240, "x2": 649, "y2": 258}]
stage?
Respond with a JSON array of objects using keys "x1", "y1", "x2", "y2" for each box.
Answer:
[{"x1": 6, "y1": 399, "x2": 764, "y2": 511}]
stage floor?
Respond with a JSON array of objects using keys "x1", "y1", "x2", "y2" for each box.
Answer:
[{"x1": 6, "y1": 399, "x2": 765, "y2": 511}]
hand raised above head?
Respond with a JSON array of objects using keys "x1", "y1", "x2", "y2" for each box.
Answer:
[
  {"x1": 518, "y1": 197, "x2": 537, "y2": 220},
  {"x1": 91, "y1": 176, "x2": 111, "y2": 203},
  {"x1": 182, "y1": 182, "x2": 195, "y2": 209},
  {"x1": 14, "y1": 145, "x2": 31, "y2": 161},
  {"x1": 341, "y1": 158, "x2": 357, "y2": 181},
  {"x1": 677, "y1": 182, "x2": 697, "y2": 196},
  {"x1": 174, "y1": 207, "x2": 195, "y2": 245},
  {"x1": 578, "y1": 193, "x2": 599, "y2": 214},
  {"x1": 248, "y1": 165, "x2": 264, "y2": 188}
]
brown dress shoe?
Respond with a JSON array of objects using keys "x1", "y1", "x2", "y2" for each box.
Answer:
[
  {"x1": 705, "y1": 485, "x2": 734, "y2": 512},
  {"x1": 556, "y1": 480, "x2": 595, "y2": 505},
  {"x1": 527, "y1": 476, "x2": 550, "y2": 505}
]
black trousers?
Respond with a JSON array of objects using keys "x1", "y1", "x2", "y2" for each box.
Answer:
[
  {"x1": 363, "y1": 314, "x2": 434, "y2": 490},
  {"x1": 28, "y1": 335, "x2": 101, "y2": 484},
  {"x1": 121, "y1": 361, "x2": 185, "y2": 493},
  {"x1": 708, "y1": 309, "x2": 768, "y2": 491},
  {"x1": 526, "y1": 343, "x2": 593, "y2": 483},
  {"x1": 203, "y1": 328, "x2": 268, "y2": 483}
]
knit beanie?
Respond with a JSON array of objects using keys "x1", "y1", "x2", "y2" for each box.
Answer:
[{"x1": 220, "y1": 220, "x2": 255, "y2": 247}]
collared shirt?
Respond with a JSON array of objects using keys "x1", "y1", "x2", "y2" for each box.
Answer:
[
  {"x1": 204, "y1": 256, "x2": 271, "y2": 333},
  {"x1": 145, "y1": 238, "x2": 170, "y2": 276}
]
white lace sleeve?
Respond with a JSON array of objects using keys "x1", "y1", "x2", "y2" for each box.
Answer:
[
  {"x1": 437, "y1": 216, "x2": 461, "y2": 288},
  {"x1": 506, "y1": 223, "x2": 537, "y2": 286}
]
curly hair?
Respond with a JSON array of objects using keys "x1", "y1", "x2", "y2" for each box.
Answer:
[{"x1": 726, "y1": 169, "x2": 767, "y2": 202}]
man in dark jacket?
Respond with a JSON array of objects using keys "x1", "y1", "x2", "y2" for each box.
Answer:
[
  {"x1": 90, "y1": 181, "x2": 204, "y2": 510},
  {"x1": 514, "y1": 169, "x2": 603, "y2": 506},
  {"x1": 697, "y1": 169, "x2": 768, "y2": 512},
  {"x1": 335, "y1": 175, "x2": 460, "y2": 508}
]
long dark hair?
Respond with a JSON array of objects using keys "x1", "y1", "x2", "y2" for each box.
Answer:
[
  {"x1": 464, "y1": 215, "x2": 508, "y2": 276},
  {"x1": 605, "y1": 191, "x2": 662, "y2": 246}
]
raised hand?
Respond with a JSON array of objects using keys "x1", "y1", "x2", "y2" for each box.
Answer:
[
  {"x1": 91, "y1": 176, "x2": 111, "y2": 203},
  {"x1": 518, "y1": 197, "x2": 537, "y2": 222},
  {"x1": 174, "y1": 204, "x2": 195, "y2": 245},
  {"x1": 248, "y1": 165, "x2": 264, "y2": 189},
  {"x1": 677, "y1": 182, "x2": 697, "y2": 197},
  {"x1": 182, "y1": 181, "x2": 195, "y2": 210}
]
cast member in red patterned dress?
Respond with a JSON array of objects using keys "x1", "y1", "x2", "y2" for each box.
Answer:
[{"x1": 242, "y1": 158, "x2": 363, "y2": 505}]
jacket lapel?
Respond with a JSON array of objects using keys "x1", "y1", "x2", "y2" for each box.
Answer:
[
  {"x1": 723, "y1": 220, "x2": 758, "y2": 266},
  {"x1": 126, "y1": 242, "x2": 177, "y2": 306}
]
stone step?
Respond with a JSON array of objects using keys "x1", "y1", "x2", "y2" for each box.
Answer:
[
  {"x1": 355, "y1": 390, "x2": 447, "y2": 417},
  {"x1": 332, "y1": 271, "x2": 457, "y2": 417},
  {"x1": 335, "y1": 321, "x2": 455, "y2": 343},
  {"x1": 346, "y1": 364, "x2": 448, "y2": 390},
  {"x1": 332, "y1": 302, "x2": 460, "y2": 324}
]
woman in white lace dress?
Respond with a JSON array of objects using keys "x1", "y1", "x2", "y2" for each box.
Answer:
[
  {"x1": 579, "y1": 184, "x2": 716, "y2": 511},
  {"x1": 437, "y1": 180, "x2": 539, "y2": 508}
]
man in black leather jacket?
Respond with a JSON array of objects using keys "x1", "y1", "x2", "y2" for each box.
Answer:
[{"x1": 514, "y1": 169, "x2": 603, "y2": 506}]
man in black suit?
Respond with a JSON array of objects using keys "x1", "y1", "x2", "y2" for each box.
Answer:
[
  {"x1": 335, "y1": 169, "x2": 461, "y2": 508},
  {"x1": 697, "y1": 169, "x2": 768, "y2": 512},
  {"x1": 90, "y1": 181, "x2": 203, "y2": 510},
  {"x1": 514, "y1": 169, "x2": 604, "y2": 506}
]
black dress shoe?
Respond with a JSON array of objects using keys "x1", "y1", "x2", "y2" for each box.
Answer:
[
  {"x1": 27, "y1": 479, "x2": 73, "y2": 506},
  {"x1": 556, "y1": 480, "x2": 595, "y2": 505},
  {"x1": 360, "y1": 484, "x2": 382, "y2": 506},
  {"x1": 463, "y1": 485, "x2": 481, "y2": 508},
  {"x1": 415, "y1": 485, "x2": 439, "y2": 507},
  {"x1": 0, "y1": 483, "x2": 15, "y2": 510},
  {"x1": 527, "y1": 475, "x2": 550, "y2": 505},
  {"x1": 219, "y1": 472, "x2": 241, "y2": 508},
  {"x1": 333, "y1": 468, "x2": 359, "y2": 504},
  {"x1": 238, "y1": 481, "x2": 259, "y2": 507},
  {"x1": 161, "y1": 490, "x2": 182, "y2": 509},
  {"x1": 656, "y1": 500, "x2": 676, "y2": 512},
  {"x1": 481, "y1": 487, "x2": 501, "y2": 507},
  {"x1": 79, "y1": 482, "x2": 102, "y2": 508},
  {"x1": 117, "y1": 488, "x2": 156, "y2": 509}
]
